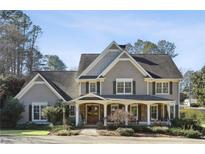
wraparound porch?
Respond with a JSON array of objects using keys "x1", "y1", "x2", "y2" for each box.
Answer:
[{"x1": 68, "y1": 95, "x2": 176, "y2": 127}]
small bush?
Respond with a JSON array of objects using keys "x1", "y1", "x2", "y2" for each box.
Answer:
[
  {"x1": 116, "y1": 128, "x2": 134, "y2": 136},
  {"x1": 16, "y1": 122, "x2": 53, "y2": 130},
  {"x1": 150, "y1": 126, "x2": 169, "y2": 134},
  {"x1": 97, "y1": 130, "x2": 119, "y2": 136},
  {"x1": 190, "y1": 103, "x2": 200, "y2": 107},
  {"x1": 171, "y1": 118, "x2": 201, "y2": 129},
  {"x1": 56, "y1": 130, "x2": 70, "y2": 136},
  {"x1": 70, "y1": 130, "x2": 80, "y2": 135},
  {"x1": 168, "y1": 128, "x2": 201, "y2": 138},
  {"x1": 127, "y1": 125, "x2": 152, "y2": 133}
]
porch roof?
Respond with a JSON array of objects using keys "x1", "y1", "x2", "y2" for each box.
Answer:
[{"x1": 100, "y1": 95, "x2": 173, "y2": 101}]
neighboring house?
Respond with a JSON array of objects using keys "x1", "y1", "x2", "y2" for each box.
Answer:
[{"x1": 15, "y1": 41, "x2": 182, "y2": 126}]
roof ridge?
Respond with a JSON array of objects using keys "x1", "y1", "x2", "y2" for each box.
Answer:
[{"x1": 33, "y1": 70, "x2": 77, "y2": 72}]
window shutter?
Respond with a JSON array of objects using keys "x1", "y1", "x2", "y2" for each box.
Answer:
[
  {"x1": 29, "y1": 105, "x2": 32, "y2": 121},
  {"x1": 133, "y1": 81, "x2": 136, "y2": 94},
  {"x1": 158, "y1": 104, "x2": 161, "y2": 120},
  {"x1": 113, "y1": 81, "x2": 116, "y2": 94},
  {"x1": 152, "y1": 82, "x2": 155, "y2": 95},
  {"x1": 138, "y1": 104, "x2": 141, "y2": 121},
  {"x1": 86, "y1": 82, "x2": 89, "y2": 93},
  {"x1": 170, "y1": 81, "x2": 173, "y2": 95},
  {"x1": 97, "y1": 82, "x2": 100, "y2": 95}
]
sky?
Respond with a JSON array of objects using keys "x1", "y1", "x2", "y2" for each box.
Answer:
[{"x1": 24, "y1": 11, "x2": 205, "y2": 72}]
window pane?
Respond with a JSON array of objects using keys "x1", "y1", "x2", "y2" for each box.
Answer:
[
  {"x1": 131, "y1": 106, "x2": 138, "y2": 116},
  {"x1": 163, "y1": 83, "x2": 168, "y2": 93},
  {"x1": 34, "y1": 105, "x2": 40, "y2": 120},
  {"x1": 90, "y1": 83, "x2": 96, "y2": 93},
  {"x1": 70, "y1": 106, "x2": 75, "y2": 116},
  {"x1": 151, "y1": 105, "x2": 158, "y2": 120},
  {"x1": 117, "y1": 82, "x2": 124, "y2": 93},
  {"x1": 125, "y1": 82, "x2": 132, "y2": 93},
  {"x1": 156, "y1": 83, "x2": 162, "y2": 93}
]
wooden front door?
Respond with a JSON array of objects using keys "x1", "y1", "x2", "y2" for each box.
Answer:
[{"x1": 86, "y1": 105, "x2": 100, "y2": 125}]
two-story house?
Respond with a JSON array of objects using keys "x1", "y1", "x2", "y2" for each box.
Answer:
[{"x1": 15, "y1": 41, "x2": 182, "y2": 127}]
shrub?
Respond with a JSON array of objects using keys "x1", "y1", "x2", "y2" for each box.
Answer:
[
  {"x1": 16, "y1": 122, "x2": 53, "y2": 130},
  {"x1": 150, "y1": 126, "x2": 169, "y2": 134},
  {"x1": 0, "y1": 97, "x2": 24, "y2": 128},
  {"x1": 127, "y1": 125, "x2": 152, "y2": 133},
  {"x1": 97, "y1": 130, "x2": 119, "y2": 136},
  {"x1": 190, "y1": 103, "x2": 200, "y2": 107},
  {"x1": 70, "y1": 130, "x2": 80, "y2": 135},
  {"x1": 171, "y1": 118, "x2": 201, "y2": 130},
  {"x1": 168, "y1": 128, "x2": 202, "y2": 138},
  {"x1": 116, "y1": 128, "x2": 134, "y2": 136},
  {"x1": 96, "y1": 121, "x2": 105, "y2": 129},
  {"x1": 180, "y1": 109, "x2": 205, "y2": 123},
  {"x1": 51, "y1": 125, "x2": 70, "y2": 132},
  {"x1": 56, "y1": 130, "x2": 70, "y2": 136}
]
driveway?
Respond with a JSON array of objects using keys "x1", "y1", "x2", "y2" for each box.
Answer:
[{"x1": 1, "y1": 135, "x2": 205, "y2": 144}]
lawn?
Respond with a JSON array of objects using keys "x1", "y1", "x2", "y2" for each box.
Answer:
[{"x1": 0, "y1": 130, "x2": 49, "y2": 136}]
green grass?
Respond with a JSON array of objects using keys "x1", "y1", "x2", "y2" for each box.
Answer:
[{"x1": 0, "y1": 130, "x2": 49, "y2": 136}]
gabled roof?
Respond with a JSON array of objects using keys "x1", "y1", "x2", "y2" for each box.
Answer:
[
  {"x1": 19, "y1": 71, "x2": 79, "y2": 101},
  {"x1": 78, "y1": 53, "x2": 182, "y2": 79}
]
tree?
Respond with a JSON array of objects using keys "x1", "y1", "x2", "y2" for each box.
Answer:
[
  {"x1": 192, "y1": 66, "x2": 205, "y2": 105},
  {"x1": 0, "y1": 97, "x2": 24, "y2": 128},
  {"x1": 181, "y1": 70, "x2": 194, "y2": 93},
  {"x1": 108, "y1": 109, "x2": 129, "y2": 126},
  {"x1": 44, "y1": 55, "x2": 67, "y2": 71},
  {"x1": 129, "y1": 39, "x2": 178, "y2": 58}
]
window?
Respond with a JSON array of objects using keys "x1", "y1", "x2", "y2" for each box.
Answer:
[
  {"x1": 69, "y1": 105, "x2": 75, "y2": 116},
  {"x1": 116, "y1": 79, "x2": 132, "y2": 94},
  {"x1": 156, "y1": 82, "x2": 169, "y2": 94},
  {"x1": 32, "y1": 103, "x2": 47, "y2": 121},
  {"x1": 170, "y1": 105, "x2": 174, "y2": 119},
  {"x1": 111, "y1": 104, "x2": 119, "y2": 112},
  {"x1": 89, "y1": 82, "x2": 96, "y2": 93},
  {"x1": 150, "y1": 105, "x2": 158, "y2": 121},
  {"x1": 130, "y1": 105, "x2": 138, "y2": 120}
]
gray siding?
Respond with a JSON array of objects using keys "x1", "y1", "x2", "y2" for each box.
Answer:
[
  {"x1": 80, "y1": 82, "x2": 87, "y2": 95},
  {"x1": 101, "y1": 61, "x2": 147, "y2": 95},
  {"x1": 19, "y1": 84, "x2": 59, "y2": 123},
  {"x1": 87, "y1": 50, "x2": 121, "y2": 76}
]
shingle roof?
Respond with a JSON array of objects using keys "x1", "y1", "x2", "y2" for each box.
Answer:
[
  {"x1": 23, "y1": 71, "x2": 78, "y2": 101},
  {"x1": 78, "y1": 53, "x2": 182, "y2": 79}
]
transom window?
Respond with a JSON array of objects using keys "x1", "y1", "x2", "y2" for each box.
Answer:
[
  {"x1": 32, "y1": 103, "x2": 47, "y2": 121},
  {"x1": 69, "y1": 105, "x2": 75, "y2": 116},
  {"x1": 156, "y1": 82, "x2": 169, "y2": 94},
  {"x1": 89, "y1": 82, "x2": 96, "y2": 93},
  {"x1": 130, "y1": 105, "x2": 138, "y2": 120},
  {"x1": 116, "y1": 79, "x2": 132, "y2": 94},
  {"x1": 150, "y1": 104, "x2": 158, "y2": 121}
]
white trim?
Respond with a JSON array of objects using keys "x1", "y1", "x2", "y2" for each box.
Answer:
[
  {"x1": 147, "y1": 82, "x2": 149, "y2": 95},
  {"x1": 98, "y1": 51, "x2": 152, "y2": 78},
  {"x1": 71, "y1": 93, "x2": 105, "y2": 102},
  {"x1": 150, "y1": 104, "x2": 158, "y2": 121},
  {"x1": 89, "y1": 82, "x2": 97, "y2": 94},
  {"x1": 145, "y1": 78, "x2": 182, "y2": 82},
  {"x1": 32, "y1": 102, "x2": 47, "y2": 122},
  {"x1": 116, "y1": 78, "x2": 133, "y2": 95},
  {"x1": 77, "y1": 41, "x2": 123, "y2": 79},
  {"x1": 155, "y1": 82, "x2": 169, "y2": 95},
  {"x1": 79, "y1": 82, "x2": 81, "y2": 96},
  {"x1": 15, "y1": 73, "x2": 66, "y2": 101},
  {"x1": 85, "y1": 104, "x2": 100, "y2": 124}
]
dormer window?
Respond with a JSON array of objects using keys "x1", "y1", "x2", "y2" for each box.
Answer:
[
  {"x1": 156, "y1": 82, "x2": 169, "y2": 94},
  {"x1": 116, "y1": 78, "x2": 133, "y2": 95},
  {"x1": 89, "y1": 82, "x2": 96, "y2": 93}
]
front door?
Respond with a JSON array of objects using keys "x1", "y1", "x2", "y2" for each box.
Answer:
[{"x1": 86, "y1": 105, "x2": 99, "y2": 125}]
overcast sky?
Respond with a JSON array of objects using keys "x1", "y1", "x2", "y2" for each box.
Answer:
[{"x1": 24, "y1": 11, "x2": 205, "y2": 73}]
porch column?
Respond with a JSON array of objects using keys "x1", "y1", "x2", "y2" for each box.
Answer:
[
  {"x1": 75, "y1": 103, "x2": 79, "y2": 126},
  {"x1": 147, "y1": 104, "x2": 151, "y2": 125},
  {"x1": 104, "y1": 104, "x2": 107, "y2": 126},
  {"x1": 167, "y1": 104, "x2": 171, "y2": 125},
  {"x1": 125, "y1": 104, "x2": 128, "y2": 125}
]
